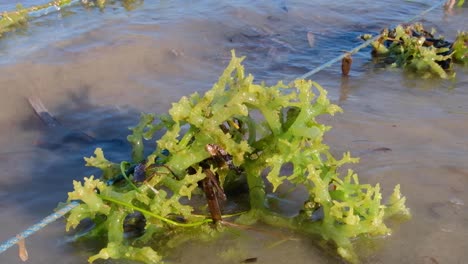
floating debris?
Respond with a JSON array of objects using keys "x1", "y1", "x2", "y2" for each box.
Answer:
[
  {"x1": 307, "y1": 31, "x2": 315, "y2": 48},
  {"x1": 16, "y1": 236, "x2": 28, "y2": 262}
]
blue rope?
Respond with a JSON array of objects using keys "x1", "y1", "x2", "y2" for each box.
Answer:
[
  {"x1": 0, "y1": 0, "x2": 448, "y2": 257},
  {"x1": 0, "y1": 202, "x2": 78, "y2": 254},
  {"x1": 27, "y1": 0, "x2": 81, "y2": 18},
  {"x1": 0, "y1": 0, "x2": 80, "y2": 255}
]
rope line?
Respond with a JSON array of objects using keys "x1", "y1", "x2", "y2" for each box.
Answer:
[
  {"x1": 0, "y1": 0, "x2": 447, "y2": 257},
  {"x1": 28, "y1": 0, "x2": 81, "y2": 18},
  {"x1": 0, "y1": 202, "x2": 78, "y2": 254}
]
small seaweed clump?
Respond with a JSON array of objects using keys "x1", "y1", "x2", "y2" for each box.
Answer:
[
  {"x1": 452, "y1": 31, "x2": 468, "y2": 65},
  {"x1": 0, "y1": 1, "x2": 72, "y2": 36},
  {"x1": 363, "y1": 23, "x2": 467, "y2": 78},
  {"x1": 63, "y1": 51, "x2": 410, "y2": 264}
]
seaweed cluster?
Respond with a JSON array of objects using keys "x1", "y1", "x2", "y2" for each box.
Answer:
[
  {"x1": 0, "y1": 0, "x2": 142, "y2": 37},
  {"x1": 0, "y1": 1, "x2": 73, "y2": 37},
  {"x1": 364, "y1": 23, "x2": 467, "y2": 78},
  {"x1": 64, "y1": 52, "x2": 410, "y2": 264}
]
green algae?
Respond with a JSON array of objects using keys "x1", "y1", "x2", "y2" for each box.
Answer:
[
  {"x1": 64, "y1": 51, "x2": 410, "y2": 264},
  {"x1": 0, "y1": 1, "x2": 72, "y2": 37},
  {"x1": 366, "y1": 23, "x2": 467, "y2": 78}
]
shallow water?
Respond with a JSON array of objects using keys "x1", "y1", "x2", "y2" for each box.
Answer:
[{"x1": 0, "y1": 1, "x2": 467, "y2": 263}]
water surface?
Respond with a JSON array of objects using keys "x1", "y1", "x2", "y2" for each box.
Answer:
[{"x1": 0, "y1": 1, "x2": 467, "y2": 263}]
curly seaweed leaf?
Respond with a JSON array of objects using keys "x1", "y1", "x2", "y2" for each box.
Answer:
[
  {"x1": 127, "y1": 113, "x2": 155, "y2": 162},
  {"x1": 384, "y1": 184, "x2": 411, "y2": 219},
  {"x1": 89, "y1": 242, "x2": 162, "y2": 264},
  {"x1": 84, "y1": 148, "x2": 120, "y2": 180},
  {"x1": 65, "y1": 176, "x2": 110, "y2": 231}
]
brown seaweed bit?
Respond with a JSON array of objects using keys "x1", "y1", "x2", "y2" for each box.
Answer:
[
  {"x1": 341, "y1": 53, "x2": 352, "y2": 75},
  {"x1": 202, "y1": 168, "x2": 224, "y2": 223},
  {"x1": 16, "y1": 235, "x2": 28, "y2": 262},
  {"x1": 241, "y1": 257, "x2": 258, "y2": 263},
  {"x1": 372, "y1": 147, "x2": 392, "y2": 152},
  {"x1": 205, "y1": 144, "x2": 242, "y2": 174}
]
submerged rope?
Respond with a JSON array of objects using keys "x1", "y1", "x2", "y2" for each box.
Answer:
[
  {"x1": 27, "y1": 0, "x2": 81, "y2": 18},
  {"x1": 0, "y1": 0, "x2": 448, "y2": 257},
  {"x1": 0, "y1": 202, "x2": 78, "y2": 254}
]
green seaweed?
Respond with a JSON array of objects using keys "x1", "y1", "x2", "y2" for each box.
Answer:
[
  {"x1": 0, "y1": 1, "x2": 72, "y2": 36},
  {"x1": 452, "y1": 31, "x2": 468, "y2": 65},
  {"x1": 81, "y1": 0, "x2": 143, "y2": 10},
  {"x1": 366, "y1": 23, "x2": 467, "y2": 78},
  {"x1": 64, "y1": 51, "x2": 410, "y2": 264}
]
